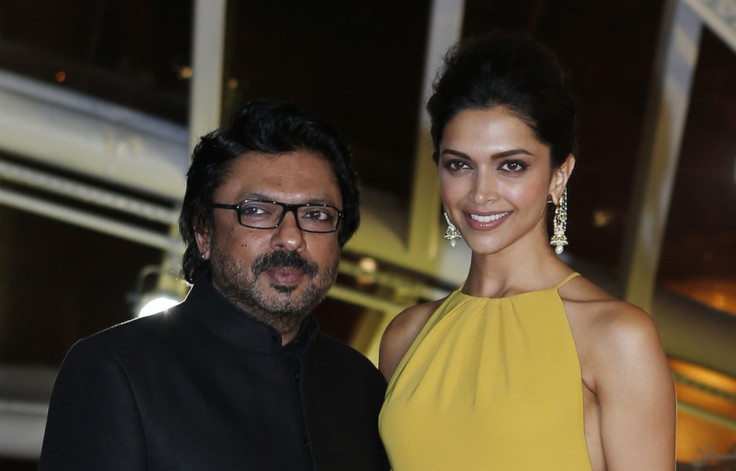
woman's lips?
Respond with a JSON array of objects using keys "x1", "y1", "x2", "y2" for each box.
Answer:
[{"x1": 465, "y1": 211, "x2": 510, "y2": 230}]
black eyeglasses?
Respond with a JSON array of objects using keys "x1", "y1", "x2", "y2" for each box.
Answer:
[{"x1": 211, "y1": 199, "x2": 343, "y2": 233}]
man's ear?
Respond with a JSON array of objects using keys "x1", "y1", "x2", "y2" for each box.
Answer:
[
  {"x1": 548, "y1": 154, "x2": 576, "y2": 205},
  {"x1": 194, "y1": 225, "x2": 212, "y2": 260}
]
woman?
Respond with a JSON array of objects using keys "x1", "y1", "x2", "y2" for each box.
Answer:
[{"x1": 378, "y1": 31, "x2": 676, "y2": 470}]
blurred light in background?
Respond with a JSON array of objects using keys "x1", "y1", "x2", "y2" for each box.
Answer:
[{"x1": 135, "y1": 292, "x2": 181, "y2": 318}]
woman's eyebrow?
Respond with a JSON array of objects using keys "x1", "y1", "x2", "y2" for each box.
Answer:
[
  {"x1": 490, "y1": 149, "x2": 533, "y2": 159},
  {"x1": 440, "y1": 149, "x2": 470, "y2": 159},
  {"x1": 440, "y1": 148, "x2": 533, "y2": 160}
]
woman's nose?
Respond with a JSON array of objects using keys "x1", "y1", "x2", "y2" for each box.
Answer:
[{"x1": 470, "y1": 172, "x2": 498, "y2": 204}]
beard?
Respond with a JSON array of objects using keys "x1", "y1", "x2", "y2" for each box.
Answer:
[{"x1": 209, "y1": 242, "x2": 339, "y2": 339}]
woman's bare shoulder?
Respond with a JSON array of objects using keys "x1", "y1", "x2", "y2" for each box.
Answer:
[
  {"x1": 561, "y1": 278, "x2": 675, "y2": 468},
  {"x1": 387, "y1": 299, "x2": 444, "y2": 335},
  {"x1": 561, "y1": 276, "x2": 668, "y2": 388},
  {"x1": 563, "y1": 277, "x2": 659, "y2": 343},
  {"x1": 378, "y1": 298, "x2": 445, "y2": 380},
  {"x1": 591, "y1": 299, "x2": 664, "y2": 367}
]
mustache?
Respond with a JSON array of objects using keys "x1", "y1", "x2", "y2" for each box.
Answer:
[{"x1": 251, "y1": 250, "x2": 319, "y2": 278}]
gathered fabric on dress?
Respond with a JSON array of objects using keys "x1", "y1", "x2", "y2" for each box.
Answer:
[{"x1": 379, "y1": 273, "x2": 592, "y2": 470}]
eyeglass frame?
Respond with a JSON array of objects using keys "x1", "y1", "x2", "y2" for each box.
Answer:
[{"x1": 210, "y1": 199, "x2": 344, "y2": 233}]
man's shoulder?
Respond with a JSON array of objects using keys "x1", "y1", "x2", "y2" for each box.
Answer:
[
  {"x1": 310, "y1": 332, "x2": 381, "y2": 372},
  {"x1": 306, "y1": 332, "x2": 387, "y2": 399},
  {"x1": 71, "y1": 311, "x2": 182, "y2": 363},
  {"x1": 312, "y1": 331, "x2": 364, "y2": 356},
  {"x1": 86, "y1": 311, "x2": 170, "y2": 342}
]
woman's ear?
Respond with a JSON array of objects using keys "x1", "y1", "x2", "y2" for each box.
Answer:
[
  {"x1": 194, "y1": 226, "x2": 212, "y2": 260},
  {"x1": 548, "y1": 154, "x2": 576, "y2": 204}
]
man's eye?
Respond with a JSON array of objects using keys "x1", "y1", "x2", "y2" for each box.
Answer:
[
  {"x1": 303, "y1": 209, "x2": 332, "y2": 221},
  {"x1": 241, "y1": 205, "x2": 269, "y2": 217}
]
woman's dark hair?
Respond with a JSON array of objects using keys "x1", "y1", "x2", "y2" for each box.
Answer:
[
  {"x1": 427, "y1": 30, "x2": 577, "y2": 167},
  {"x1": 179, "y1": 100, "x2": 360, "y2": 283}
]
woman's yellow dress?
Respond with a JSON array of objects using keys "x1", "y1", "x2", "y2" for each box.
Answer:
[{"x1": 379, "y1": 273, "x2": 592, "y2": 470}]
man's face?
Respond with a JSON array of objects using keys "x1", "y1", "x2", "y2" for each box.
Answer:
[{"x1": 195, "y1": 151, "x2": 342, "y2": 344}]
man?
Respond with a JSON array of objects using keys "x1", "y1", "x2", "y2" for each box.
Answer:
[{"x1": 40, "y1": 101, "x2": 390, "y2": 470}]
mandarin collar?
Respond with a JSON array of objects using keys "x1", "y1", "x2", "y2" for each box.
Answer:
[{"x1": 179, "y1": 274, "x2": 318, "y2": 354}]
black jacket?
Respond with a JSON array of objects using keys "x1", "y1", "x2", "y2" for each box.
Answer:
[{"x1": 40, "y1": 276, "x2": 389, "y2": 470}]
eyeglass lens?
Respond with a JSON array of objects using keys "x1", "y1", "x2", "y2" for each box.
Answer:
[{"x1": 238, "y1": 201, "x2": 340, "y2": 232}]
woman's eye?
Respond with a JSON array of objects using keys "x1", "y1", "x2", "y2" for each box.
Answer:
[
  {"x1": 445, "y1": 160, "x2": 470, "y2": 171},
  {"x1": 499, "y1": 160, "x2": 527, "y2": 172}
]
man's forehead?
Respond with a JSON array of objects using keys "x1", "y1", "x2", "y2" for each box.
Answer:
[
  {"x1": 218, "y1": 150, "x2": 341, "y2": 203},
  {"x1": 229, "y1": 150, "x2": 333, "y2": 172}
]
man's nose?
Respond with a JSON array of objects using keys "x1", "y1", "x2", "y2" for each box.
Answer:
[{"x1": 270, "y1": 210, "x2": 306, "y2": 251}]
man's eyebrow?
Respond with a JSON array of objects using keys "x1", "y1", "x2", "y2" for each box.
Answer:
[{"x1": 237, "y1": 193, "x2": 336, "y2": 205}]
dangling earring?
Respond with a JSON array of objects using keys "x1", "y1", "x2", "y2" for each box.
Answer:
[
  {"x1": 443, "y1": 212, "x2": 462, "y2": 248},
  {"x1": 550, "y1": 188, "x2": 568, "y2": 254}
]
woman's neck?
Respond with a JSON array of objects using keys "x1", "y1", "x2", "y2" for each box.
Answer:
[{"x1": 463, "y1": 235, "x2": 570, "y2": 298}]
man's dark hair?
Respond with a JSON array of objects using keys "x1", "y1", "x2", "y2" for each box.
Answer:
[
  {"x1": 179, "y1": 100, "x2": 360, "y2": 283},
  {"x1": 427, "y1": 30, "x2": 578, "y2": 168}
]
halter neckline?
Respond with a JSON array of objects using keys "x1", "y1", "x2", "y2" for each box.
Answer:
[{"x1": 554, "y1": 272, "x2": 581, "y2": 289}]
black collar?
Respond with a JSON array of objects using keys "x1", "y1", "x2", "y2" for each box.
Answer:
[{"x1": 177, "y1": 274, "x2": 319, "y2": 355}]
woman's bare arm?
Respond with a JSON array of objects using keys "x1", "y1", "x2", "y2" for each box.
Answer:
[
  {"x1": 378, "y1": 301, "x2": 440, "y2": 381},
  {"x1": 595, "y1": 304, "x2": 676, "y2": 470}
]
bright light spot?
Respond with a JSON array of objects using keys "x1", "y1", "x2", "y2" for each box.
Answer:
[
  {"x1": 55, "y1": 71, "x2": 66, "y2": 83},
  {"x1": 712, "y1": 293, "x2": 726, "y2": 309},
  {"x1": 226, "y1": 77, "x2": 239, "y2": 90},
  {"x1": 356, "y1": 257, "x2": 378, "y2": 285},
  {"x1": 592, "y1": 209, "x2": 613, "y2": 227},
  {"x1": 137, "y1": 295, "x2": 180, "y2": 317},
  {"x1": 178, "y1": 66, "x2": 193, "y2": 80},
  {"x1": 358, "y1": 257, "x2": 377, "y2": 273}
]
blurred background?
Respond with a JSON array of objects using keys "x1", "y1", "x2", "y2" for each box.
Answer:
[{"x1": 0, "y1": 0, "x2": 734, "y2": 469}]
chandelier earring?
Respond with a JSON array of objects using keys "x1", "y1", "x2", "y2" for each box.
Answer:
[
  {"x1": 443, "y1": 212, "x2": 462, "y2": 248},
  {"x1": 550, "y1": 188, "x2": 568, "y2": 255}
]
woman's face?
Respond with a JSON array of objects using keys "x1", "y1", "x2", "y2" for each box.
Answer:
[{"x1": 439, "y1": 106, "x2": 571, "y2": 255}]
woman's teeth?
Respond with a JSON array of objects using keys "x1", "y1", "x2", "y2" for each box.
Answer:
[{"x1": 470, "y1": 212, "x2": 509, "y2": 222}]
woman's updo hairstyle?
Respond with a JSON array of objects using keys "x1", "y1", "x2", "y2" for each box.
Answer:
[{"x1": 427, "y1": 30, "x2": 578, "y2": 167}]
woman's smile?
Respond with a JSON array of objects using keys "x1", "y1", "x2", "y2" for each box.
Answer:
[{"x1": 466, "y1": 211, "x2": 511, "y2": 230}]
